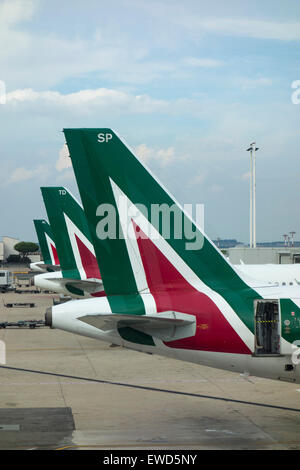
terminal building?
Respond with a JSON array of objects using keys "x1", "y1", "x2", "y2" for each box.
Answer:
[
  {"x1": 213, "y1": 239, "x2": 300, "y2": 265},
  {"x1": 0, "y1": 236, "x2": 41, "y2": 265},
  {"x1": 0, "y1": 236, "x2": 20, "y2": 263},
  {"x1": 228, "y1": 246, "x2": 300, "y2": 265}
]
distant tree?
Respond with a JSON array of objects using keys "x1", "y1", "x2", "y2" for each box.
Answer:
[
  {"x1": 6, "y1": 254, "x2": 30, "y2": 264},
  {"x1": 6, "y1": 254, "x2": 21, "y2": 264},
  {"x1": 14, "y1": 242, "x2": 39, "y2": 261}
]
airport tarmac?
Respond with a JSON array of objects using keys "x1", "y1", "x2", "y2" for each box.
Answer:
[{"x1": 0, "y1": 289, "x2": 300, "y2": 450}]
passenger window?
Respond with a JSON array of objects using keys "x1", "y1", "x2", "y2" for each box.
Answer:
[
  {"x1": 290, "y1": 282, "x2": 293, "y2": 286},
  {"x1": 282, "y1": 282, "x2": 286, "y2": 285}
]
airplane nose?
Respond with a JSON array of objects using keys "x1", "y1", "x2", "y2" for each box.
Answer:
[{"x1": 45, "y1": 307, "x2": 53, "y2": 328}]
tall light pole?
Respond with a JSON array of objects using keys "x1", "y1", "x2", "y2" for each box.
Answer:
[
  {"x1": 247, "y1": 143, "x2": 259, "y2": 248},
  {"x1": 290, "y1": 231, "x2": 296, "y2": 247},
  {"x1": 247, "y1": 145, "x2": 253, "y2": 248},
  {"x1": 252, "y1": 144, "x2": 259, "y2": 248}
]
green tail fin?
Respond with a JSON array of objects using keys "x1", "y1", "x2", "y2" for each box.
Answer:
[
  {"x1": 64, "y1": 130, "x2": 251, "y2": 281},
  {"x1": 40, "y1": 187, "x2": 100, "y2": 280},
  {"x1": 33, "y1": 219, "x2": 59, "y2": 266},
  {"x1": 64, "y1": 129, "x2": 262, "y2": 332}
]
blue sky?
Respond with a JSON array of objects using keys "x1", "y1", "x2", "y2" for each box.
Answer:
[{"x1": 0, "y1": 0, "x2": 300, "y2": 244}]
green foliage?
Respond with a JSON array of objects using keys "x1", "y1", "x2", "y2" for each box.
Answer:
[
  {"x1": 6, "y1": 254, "x2": 20, "y2": 263},
  {"x1": 14, "y1": 241, "x2": 39, "y2": 260},
  {"x1": 6, "y1": 254, "x2": 30, "y2": 264}
]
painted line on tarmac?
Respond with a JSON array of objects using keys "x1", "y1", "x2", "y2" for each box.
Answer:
[
  {"x1": 5, "y1": 348, "x2": 105, "y2": 351},
  {"x1": 0, "y1": 377, "x2": 254, "y2": 386},
  {"x1": 0, "y1": 364, "x2": 299, "y2": 413}
]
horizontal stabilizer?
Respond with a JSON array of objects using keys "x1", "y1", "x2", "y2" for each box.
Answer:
[
  {"x1": 30, "y1": 262, "x2": 61, "y2": 273},
  {"x1": 79, "y1": 311, "x2": 196, "y2": 342},
  {"x1": 50, "y1": 277, "x2": 103, "y2": 294},
  {"x1": 43, "y1": 264, "x2": 61, "y2": 272}
]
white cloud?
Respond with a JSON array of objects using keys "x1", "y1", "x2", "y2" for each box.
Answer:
[
  {"x1": 156, "y1": 147, "x2": 175, "y2": 166},
  {"x1": 129, "y1": 2, "x2": 300, "y2": 41},
  {"x1": 134, "y1": 143, "x2": 153, "y2": 163},
  {"x1": 55, "y1": 169, "x2": 75, "y2": 183},
  {"x1": 0, "y1": 1, "x2": 158, "y2": 89},
  {"x1": 135, "y1": 143, "x2": 177, "y2": 167},
  {"x1": 5, "y1": 87, "x2": 169, "y2": 114},
  {"x1": 199, "y1": 18, "x2": 300, "y2": 41},
  {"x1": 0, "y1": 2, "x2": 183, "y2": 90},
  {"x1": 56, "y1": 144, "x2": 71, "y2": 171},
  {"x1": 8, "y1": 164, "x2": 50, "y2": 184},
  {"x1": 169, "y1": 11, "x2": 300, "y2": 41},
  {"x1": 0, "y1": 0, "x2": 38, "y2": 62},
  {"x1": 189, "y1": 170, "x2": 208, "y2": 187},
  {"x1": 0, "y1": 0, "x2": 37, "y2": 27}
]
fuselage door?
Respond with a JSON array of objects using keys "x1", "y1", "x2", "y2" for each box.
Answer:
[{"x1": 254, "y1": 300, "x2": 281, "y2": 356}]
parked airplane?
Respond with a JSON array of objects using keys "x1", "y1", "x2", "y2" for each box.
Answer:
[
  {"x1": 46, "y1": 128, "x2": 300, "y2": 383},
  {"x1": 34, "y1": 187, "x2": 104, "y2": 298},
  {"x1": 236, "y1": 263, "x2": 300, "y2": 288},
  {"x1": 30, "y1": 219, "x2": 60, "y2": 272},
  {"x1": 32, "y1": 212, "x2": 300, "y2": 289}
]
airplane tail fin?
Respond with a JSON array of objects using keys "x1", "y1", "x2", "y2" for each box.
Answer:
[
  {"x1": 33, "y1": 219, "x2": 59, "y2": 266},
  {"x1": 63, "y1": 128, "x2": 257, "y2": 331},
  {"x1": 40, "y1": 187, "x2": 101, "y2": 281}
]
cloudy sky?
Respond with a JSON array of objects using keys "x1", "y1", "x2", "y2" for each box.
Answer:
[{"x1": 0, "y1": 0, "x2": 300, "y2": 244}]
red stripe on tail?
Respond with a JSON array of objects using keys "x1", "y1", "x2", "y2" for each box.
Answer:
[
  {"x1": 75, "y1": 234, "x2": 101, "y2": 279},
  {"x1": 133, "y1": 221, "x2": 250, "y2": 355},
  {"x1": 50, "y1": 244, "x2": 60, "y2": 265}
]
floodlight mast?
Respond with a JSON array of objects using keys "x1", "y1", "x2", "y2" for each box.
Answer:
[
  {"x1": 290, "y1": 231, "x2": 296, "y2": 247},
  {"x1": 247, "y1": 143, "x2": 259, "y2": 248}
]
